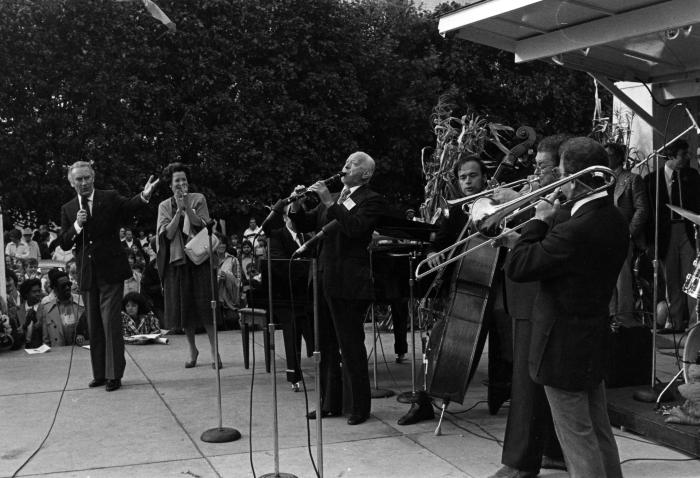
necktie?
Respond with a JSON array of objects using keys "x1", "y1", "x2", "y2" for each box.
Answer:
[
  {"x1": 671, "y1": 171, "x2": 681, "y2": 220},
  {"x1": 337, "y1": 188, "x2": 350, "y2": 204},
  {"x1": 295, "y1": 232, "x2": 305, "y2": 247}
]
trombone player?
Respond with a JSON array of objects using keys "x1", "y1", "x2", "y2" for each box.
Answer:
[
  {"x1": 505, "y1": 137, "x2": 628, "y2": 478},
  {"x1": 489, "y1": 135, "x2": 570, "y2": 478}
]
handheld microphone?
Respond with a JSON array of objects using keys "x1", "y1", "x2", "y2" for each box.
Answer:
[
  {"x1": 686, "y1": 107, "x2": 700, "y2": 134},
  {"x1": 78, "y1": 196, "x2": 88, "y2": 224},
  {"x1": 294, "y1": 220, "x2": 339, "y2": 255}
]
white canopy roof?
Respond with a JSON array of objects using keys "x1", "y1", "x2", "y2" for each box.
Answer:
[{"x1": 438, "y1": 0, "x2": 700, "y2": 99}]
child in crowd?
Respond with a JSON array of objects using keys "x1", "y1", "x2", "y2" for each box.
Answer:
[{"x1": 121, "y1": 292, "x2": 161, "y2": 339}]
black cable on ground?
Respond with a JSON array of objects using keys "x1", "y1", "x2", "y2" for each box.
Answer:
[
  {"x1": 11, "y1": 249, "x2": 86, "y2": 477},
  {"x1": 286, "y1": 256, "x2": 320, "y2": 478},
  {"x1": 248, "y1": 320, "x2": 257, "y2": 478},
  {"x1": 11, "y1": 340, "x2": 78, "y2": 478}
]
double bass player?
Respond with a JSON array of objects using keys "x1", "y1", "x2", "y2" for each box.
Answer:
[{"x1": 400, "y1": 155, "x2": 492, "y2": 425}]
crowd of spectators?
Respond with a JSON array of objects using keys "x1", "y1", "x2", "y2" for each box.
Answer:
[{"x1": 1, "y1": 217, "x2": 268, "y2": 352}]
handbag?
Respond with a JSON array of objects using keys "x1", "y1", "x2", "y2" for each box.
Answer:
[{"x1": 184, "y1": 227, "x2": 219, "y2": 265}]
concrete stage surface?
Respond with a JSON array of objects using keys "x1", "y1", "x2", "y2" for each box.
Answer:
[{"x1": 1, "y1": 327, "x2": 698, "y2": 477}]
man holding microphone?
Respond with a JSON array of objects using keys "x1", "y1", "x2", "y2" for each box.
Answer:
[{"x1": 60, "y1": 161, "x2": 159, "y2": 392}]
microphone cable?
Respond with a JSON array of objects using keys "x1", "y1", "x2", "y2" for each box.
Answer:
[
  {"x1": 11, "y1": 225, "x2": 86, "y2": 477},
  {"x1": 245, "y1": 229, "x2": 265, "y2": 478},
  {"x1": 285, "y1": 255, "x2": 320, "y2": 478}
]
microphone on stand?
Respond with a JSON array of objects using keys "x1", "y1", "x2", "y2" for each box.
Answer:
[
  {"x1": 259, "y1": 199, "x2": 287, "y2": 235},
  {"x1": 294, "y1": 220, "x2": 338, "y2": 255}
]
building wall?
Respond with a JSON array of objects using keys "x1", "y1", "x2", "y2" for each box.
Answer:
[{"x1": 613, "y1": 82, "x2": 699, "y2": 175}]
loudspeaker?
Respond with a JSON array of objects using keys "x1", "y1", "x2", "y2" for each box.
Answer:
[{"x1": 606, "y1": 326, "x2": 653, "y2": 388}]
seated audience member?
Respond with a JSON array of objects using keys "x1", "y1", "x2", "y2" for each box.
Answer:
[
  {"x1": 242, "y1": 217, "x2": 262, "y2": 242},
  {"x1": 41, "y1": 269, "x2": 88, "y2": 346},
  {"x1": 6, "y1": 270, "x2": 21, "y2": 308},
  {"x1": 130, "y1": 243, "x2": 147, "y2": 269},
  {"x1": 5, "y1": 254, "x2": 14, "y2": 274},
  {"x1": 5, "y1": 229, "x2": 26, "y2": 260},
  {"x1": 138, "y1": 230, "x2": 149, "y2": 248},
  {"x1": 66, "y1": 259, "x2": 81, "y2": 295},
  {"x1": 239, "y1": 240, "x2": 255, "y2": 280},
  {"x1": 51, "y1": 227, "x2": 73, "y2": 262},
  {"x1": 23, "y1": 258, "x2": 40, "y2": 281},
  {"x1": 13, "y1": 261, "x2": 26, "y2": 284},
  {"x1": 18, "y1": 278, "x2": 45, "y2": 348},
  {"x1": 142, "y1": 240, "x2": 157, "y2": 262},
  {"x1": 229, "y1": 233, "x2": 241, "y2": 255},
  {"x1": 215, "y1": 235, "x2": 241, "y2": 328},
  {"x1": 19, "y1": 228, "x2": 41, "y2": 262},
  {"x1": 121, "y1": 228, "x2": 143, "y2": 255},
  {"x1": 124, "y1": 253, "x2": 142, "y2": 295},
  {"x1": 121, "y1": 292, "x2": 161, "y2": 337},
  {"x1": 241, "y1": 261, "x2": 262, "y2": 307},
  {"x1": 0, "y1": 295, "x2": 18, "y2": 352},
  {"x1": 38, "y1": 231, "x2": 52, "y2": 260}
]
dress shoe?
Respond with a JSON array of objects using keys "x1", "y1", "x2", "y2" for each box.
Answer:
[
  {"x1": 306, "y1": 410, "x2": 340, "y2": 419},
  {"x1": 487, "y1": 465, "x2": 537, "y2": 478},
  {"x1": 89, "y1": 378, "x2": 106, "y2": 388},
  {"x1": 291, "y1": 381, "x2": 301, "y2": 392},
  {"x1": 105, "y1": 379, "x2": 121, "y2": 392},
  {"x1": 346, "y1": 413, "x2": 369, "y2": 425},
  {"x1": 395, "y1": 353, "x2": 406, "y2": 364},
  {"x1": 397, "y1": 400, "x2": 434, "y2": 425},
  {"x1": 211, "y1": 360, "x2": 223, "y2": 370},
  {"x1": 541, "y1": 456, "x2": 566, "y2": 470}
]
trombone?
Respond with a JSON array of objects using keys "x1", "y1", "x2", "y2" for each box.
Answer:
[
  {"x1": 445, "y1": 177, "x2": 534, "y2": 209},
  {"x1": 415, "y1": 165, "x2": 616, "y2": 280}
]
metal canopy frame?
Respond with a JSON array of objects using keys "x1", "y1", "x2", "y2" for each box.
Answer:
[{"x1": 438, "y1": 0, "x2": 700, "y2": 131}]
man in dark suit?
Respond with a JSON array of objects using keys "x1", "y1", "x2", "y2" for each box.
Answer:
[
  {"x1": 265, "y1": 208, "x2": 314, "y2": 390},
  {"x1": 490, "y1": 135, "x2": 569, "y2": 478},
  {"x1": 289, "y1": 151, "x2": 387, "y2": 425},
  {"x1": 60, "y1": 161, "x2": 159, "y2": 392},
  {"x1": 120, "y1": 228, "x2": 144, "y2": 254},
  {"x1": 645, "y1": 139, "x2": 700, "y2": 331},
  {"x1": 605, "y1": 143, "x2": 649, "y2": 327},
  {"x1": 506, "y1": 137, "x2": 628, "y2": 478}
]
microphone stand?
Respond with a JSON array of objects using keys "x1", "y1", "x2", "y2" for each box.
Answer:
[
  {"x1": 261, "y1": 248, "x2": 297, "y2": 478},
  {"x1": 634, "y1": 112, "x2": 698, "y2": 403},
  {"x1": 201, "y1": 219, "x2": 241, "y2": 443},
  {"x1": 396, "y1": 250, "x2": 419, "y2": 403},
  {"x1": 396, "y1": 249, "x2": 434, "y2": 426},
  {"x1": 368, "y1": 246, "x2": 395, "y2": 399},
  {"x1": 312, "y1": 258, "x2": 324, "y2": 478}
]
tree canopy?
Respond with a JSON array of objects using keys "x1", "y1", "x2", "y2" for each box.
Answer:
[{"x1": 0, "y1": 0, "x2": 598, "y2": 231}]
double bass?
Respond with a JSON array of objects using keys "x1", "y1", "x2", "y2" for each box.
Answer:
[{"x1": 419, "y1": 126, "x2": 537, "y2": 427}]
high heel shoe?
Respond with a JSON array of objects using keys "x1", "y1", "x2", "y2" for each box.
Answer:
[{"x1": 185, "y1": 351, "x2": 199, "y2": 368}]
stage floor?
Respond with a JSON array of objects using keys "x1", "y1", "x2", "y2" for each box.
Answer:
[{"x1": 1, "y1": 327, "x2": 698, "y2": 478}]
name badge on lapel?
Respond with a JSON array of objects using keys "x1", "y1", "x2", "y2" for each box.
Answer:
[{"x1": 343, "y1": 198, "x2": 356, "y2": 210}]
